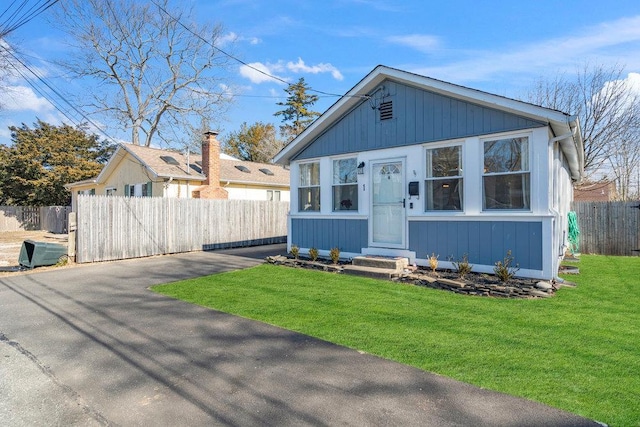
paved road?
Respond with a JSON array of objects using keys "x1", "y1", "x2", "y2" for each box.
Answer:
[{"x1": 0, "y1": 245, "x2": 601, "y2": 426}]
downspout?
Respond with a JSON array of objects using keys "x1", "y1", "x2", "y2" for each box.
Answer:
[{"x1": 548, "y1": 138, "x2": 564, "y2": 282}]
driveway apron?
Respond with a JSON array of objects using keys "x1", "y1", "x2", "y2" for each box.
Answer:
[{"x1": 0, "y1": 247, "x2": 600, "y2": 426}]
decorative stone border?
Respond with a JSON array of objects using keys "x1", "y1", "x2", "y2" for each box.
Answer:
[{"x1": 266, "y1": 255, "x2": 576, "y2": 299}]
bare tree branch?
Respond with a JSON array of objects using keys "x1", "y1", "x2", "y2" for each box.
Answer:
[
  {"x1": 524, "y1": 63, "x2": 639, "y2": 178},
  {"x1": 55, "y1": 0, "x2": 235, "y2": 147}
]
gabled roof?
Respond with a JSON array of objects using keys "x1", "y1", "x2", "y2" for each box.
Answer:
[
  {"x1": 274, "y1": 65, "x2": 584, "y2": 181},
  {"x1": 68, "y1": 143, "x2": 289, "y2": 188}
]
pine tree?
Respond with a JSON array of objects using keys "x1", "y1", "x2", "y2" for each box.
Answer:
[{"x1": 274, "y1": 77, "x2": 320, "y2": 143}]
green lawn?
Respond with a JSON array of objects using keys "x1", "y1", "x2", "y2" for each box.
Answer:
[{"x1": 153, "y1": 255, "x2": 640, "y2": 426}]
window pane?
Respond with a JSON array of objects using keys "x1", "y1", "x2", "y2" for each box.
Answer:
[
  {"x1": 300, "y1": 162, "x2": 320, "y2": 186},
  {"x1": 484, "y1": 137, "x2": 528, "y2": 173},
  {"x1": 427, "y1": 146, "x2": 461, "y2": 178},
  {"x1": 333, "y1": 184, "x2": 358, "y2": 211},
  {"x1": 333, "y1": 158, "x2": 357, "y2": 184},
  {"x1": 298, "y1": 187, "x2": 320, "y2": 211},
  {"x1": 483, "y1": 173, "x2": 530, "y2": 209},
  {"x1": 425, "y1": 178, "x2": 463, "y2": 210}
]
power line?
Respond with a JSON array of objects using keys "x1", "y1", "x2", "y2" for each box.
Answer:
[
  {"x1": 0, "y1": 0, "x2": 60, "y2": 38},
  {"x1": 149, "y1": 0, "x2": 367, "y2": 101},
  {"x1": 0, "y1": 44, "x2": 119, "y2": 143}
]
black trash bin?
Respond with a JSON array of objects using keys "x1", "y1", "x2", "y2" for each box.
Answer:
[{"x1": 18, "y1": 240, "x2": 67, "y2": 269}]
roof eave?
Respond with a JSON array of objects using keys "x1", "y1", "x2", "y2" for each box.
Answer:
[{"x1": 273, "y1": 65, "x2": 584, "y2": 167}]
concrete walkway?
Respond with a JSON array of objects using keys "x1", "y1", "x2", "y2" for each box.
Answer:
[{"x1": 0, "y1": 246, "x2": 601, "y2": 426}]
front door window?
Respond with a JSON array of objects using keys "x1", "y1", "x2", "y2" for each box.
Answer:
[{"x1": 371, "y1": 160, "x2": 405, "y2": 247}]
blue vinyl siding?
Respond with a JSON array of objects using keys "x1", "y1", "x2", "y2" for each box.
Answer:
[
  {"x1": 291, "y1": 218, "x2": 368, "y2": 254},
  {"x1": 295, "y1": 80, "x2": 545, "y2": 160},
  {"x1": 408, "y1": 220, "x2": 543, "y2": 270}
]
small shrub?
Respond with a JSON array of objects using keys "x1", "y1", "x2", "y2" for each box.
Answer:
[
  {"x1": 329, "y1": 247, "x2": 340, "y2": 264},
  {"x1": 308, "y1": 247, "x2": 319, "y2": 262},
  {"x1": 290, "y1": 245, "x2": 299, "y2": 260},
  {"x1": 452, "y1": 254, "x2": 473, "y2": 279},
  {"x1": 428, "y1": 253, "x2": 439, "y2": 273},
  {"x1": 494, "y1": 250, "x2": 520, "y2": 282}
]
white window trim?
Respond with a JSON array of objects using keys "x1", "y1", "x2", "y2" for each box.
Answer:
[
  {"x1": 331, "y1": 155, "x2": 359, "y2": 213},
  {"x1": 423, "y1": 143, "x2": 464, "y2": 213},
  {"x1": 481, "y1": 133, "x2": 532, "y2": 212},
  {"x1": 297, "y1": 160, "x2": 321, "y2": 213}
]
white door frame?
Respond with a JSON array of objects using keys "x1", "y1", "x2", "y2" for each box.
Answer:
[{"x1": 369, "y1": 157, "x2": 406, "y2": 249}]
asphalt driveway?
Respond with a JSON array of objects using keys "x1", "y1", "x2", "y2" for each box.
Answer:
[{"x1": 0, "y1": 245, "x2": 600, "y2": 426}]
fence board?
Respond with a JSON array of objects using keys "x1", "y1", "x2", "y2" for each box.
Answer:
[
  {"x1": 75, "y1": 196, "x2": 289, "y2": 263},
  {"x1": 0, "y1": 206, "x2": 70, "y2": 233},
  {"x1": 571, "y1": 201, "x2": 640, "y2": 256}
]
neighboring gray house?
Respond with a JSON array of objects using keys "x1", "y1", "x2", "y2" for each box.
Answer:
[{"x1": 274, "y1": 65, "x2": 584, "y2": 280}]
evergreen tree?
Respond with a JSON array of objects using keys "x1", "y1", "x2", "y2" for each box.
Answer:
[
  {"x1": 274, "y1": 77, "x2": 320, "y2": 143},
  {"x1": 0, "y1": 120, "x2": 111, "y2": 206}
]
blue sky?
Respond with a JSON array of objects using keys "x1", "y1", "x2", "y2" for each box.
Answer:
[{"x1": 2, "y1": 0, "x2": 640, "y2": 147}]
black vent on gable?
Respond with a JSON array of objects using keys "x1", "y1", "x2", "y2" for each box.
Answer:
[
  {"x1": 379, "y1": 101, "x2": 393, "y2": 120},
  {"x1": 160, "y1": 155, "x2": 180, "y2": 165},
  {"x1": 235, "y1": 165, "x2": 251, "y2": 173}
]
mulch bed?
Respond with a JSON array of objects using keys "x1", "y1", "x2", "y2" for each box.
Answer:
[{"x1": 266, "y1": 255, "x2": 577, "y2": 299}]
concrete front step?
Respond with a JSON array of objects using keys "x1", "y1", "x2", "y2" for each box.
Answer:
[
  {"x1": 342, "y1": 264, "x2": 401, "y2": 280},
  {"x1": 351, "y1": 256, "x2": 409, "y2": 271}
]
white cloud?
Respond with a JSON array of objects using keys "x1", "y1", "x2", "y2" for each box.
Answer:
[
  {"x1": 219, "y1": 31, "x2": 262, "y2": 47},
  {"x1": 1, "y1": 85, "x2": 53, "y2": 112},
  {"x1": 239, "y1": 62, "x2": 286, "y2": 84},
  {"x1": 218, "y1": 32, "x2": 239, "y2": 46},
  {"x1": 286, "y1": 58, "x2": 344, "y2": 80},
  {"x1": 410, "y1": 15, "x2": 640, "y2": 84},
  {"x1": 625, "y1": 72, "x2": 640, "y2": 94},
  {"x1": 386, "y1": 34, "x2": 440, "y2": 53}
]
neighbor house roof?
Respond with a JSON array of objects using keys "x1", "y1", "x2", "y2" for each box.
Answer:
[
  {"x1": 273, "y1": 65, "x2": 584, "y2": 182},
  {"x1": 573, "y1": 181, "x2": 617, "y2": 202},
  {"x1": 67, "y1": 143, "x2": 289, "y2": 188}
]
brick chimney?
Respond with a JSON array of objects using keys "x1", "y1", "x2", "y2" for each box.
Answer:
[{"x1": 195, "y1": 131, "x2": 228, "y2": 199}]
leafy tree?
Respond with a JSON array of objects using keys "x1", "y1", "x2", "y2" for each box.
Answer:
[
  {"x1": 222, "y1": 122, "x2": 283, "y2": 163},
  {"x1": 0, "y1": 120, "x2": 109, "y2": 206},
  {"x1": 54, "y1": 0, "x2": 234, "y2": 147},
  {"x1": 274, "y1": 77, "x2": 320, "y2": 143}
]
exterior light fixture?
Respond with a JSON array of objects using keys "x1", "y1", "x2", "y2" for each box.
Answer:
[{"x1": 357, "y1": 161, "x2": 365, "y2": 174}]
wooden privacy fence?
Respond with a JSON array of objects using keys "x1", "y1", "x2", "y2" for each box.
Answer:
[
  {"x1": 75, "y1": 195, "x2": 289, "y2": 263},
  {"x1": 0, "y1": 206, "x2": 70, "y2": 233},
  {"x1": 571, "y1": 201, "x2": 640, "y2": 256}
]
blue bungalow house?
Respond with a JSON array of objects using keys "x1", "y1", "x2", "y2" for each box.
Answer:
[{"x1": 273, "y1": 65, "x2": 584, "y2": 280}]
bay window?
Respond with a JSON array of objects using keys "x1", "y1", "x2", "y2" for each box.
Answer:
[{"x1": 483, "y1": 136, "x2": 530, "y2": 210}]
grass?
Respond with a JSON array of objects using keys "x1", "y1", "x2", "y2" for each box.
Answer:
[{"x1": 152, "y1": 255, "x2": 640, "y2": 426}]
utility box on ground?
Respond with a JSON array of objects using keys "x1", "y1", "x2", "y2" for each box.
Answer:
[{"x1": 18, "y1": 240, "x2": 67, "y2": 269}]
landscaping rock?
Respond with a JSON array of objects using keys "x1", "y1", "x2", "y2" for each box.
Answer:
[
  {"x1": 436, "y1": 278, "x2": 466, "y2": 288},
  {"x1": 529, "y1": 289, "x2": 552, "y2": 298},
  {"x1": 269, "y1": 255, "x2": 561, "y2": 299},
  {"x1": 535, "y1": 281, "x2": 553, "y2": 291}
]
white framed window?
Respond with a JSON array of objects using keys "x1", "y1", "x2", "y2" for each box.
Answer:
[
  {"x1": 106, "y1": 187, "x2": 116, "y2": 196},
  {"x1": 425, "y1": 145, "x2": 463, "y2": 211},
  {"x1": 298, "y1": 162, "x2": 320, "y2": 211},
  {"x1": 267, "y1": 190, "x2": 281, "y2": 201},
  {"x1": 483, "y1": 136, "x2": 530, "y2": 210},
  {"x1": 125, "y1": 182, "x2": 152, "y2": 197},
  {"x1": 332, "y1": 157, "x2": 358, "y2": 211}
]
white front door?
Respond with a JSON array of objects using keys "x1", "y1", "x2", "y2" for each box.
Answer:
[{"x1": 371, "y1": 159, "x2": 406, "y2": 248}]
